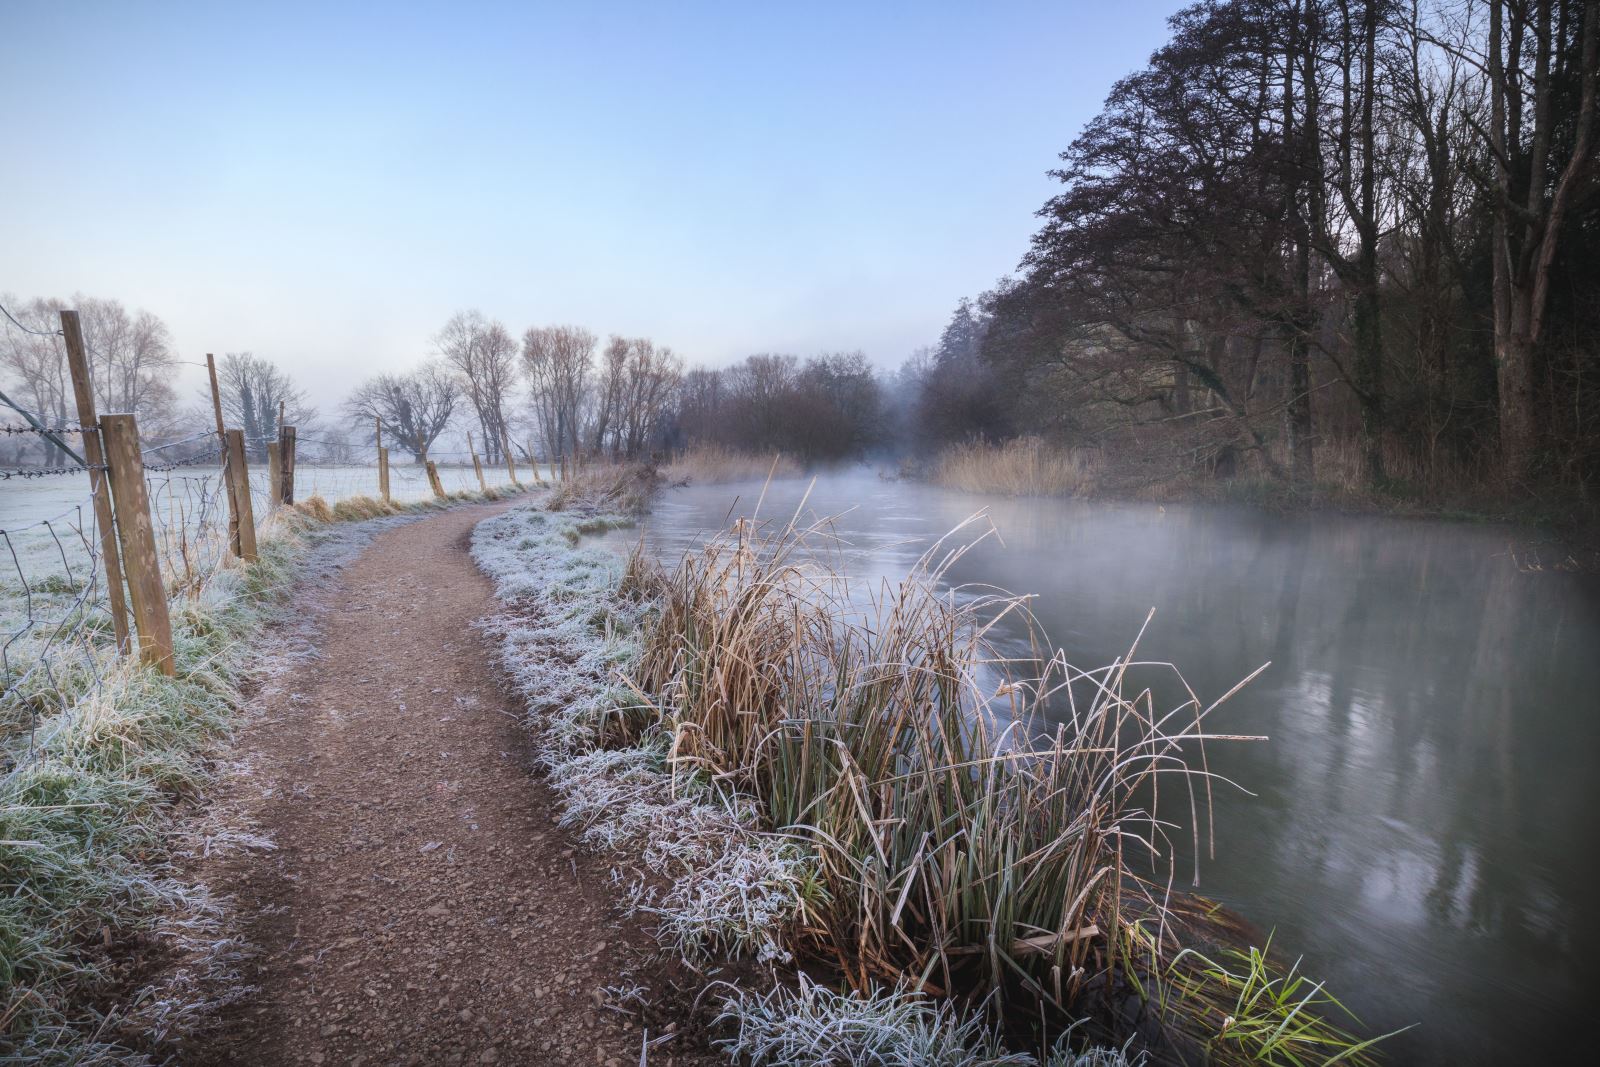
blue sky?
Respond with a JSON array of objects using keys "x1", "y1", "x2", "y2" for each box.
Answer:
[{"x1": 3, "y1": 1, "x2": 1182, "y2": 410}]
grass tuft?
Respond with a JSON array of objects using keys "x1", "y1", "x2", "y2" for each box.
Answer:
[
  {"x1": 715, "y1": 974, "x2": 1035, "y2": 1067},
  {"x1": 549, "y1": 463, "x2": 661, "y2": 514}
]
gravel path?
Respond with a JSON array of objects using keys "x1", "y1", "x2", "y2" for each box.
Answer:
[{"x1": 185, "y1": 502, "x2": 714, "y2": 1066}]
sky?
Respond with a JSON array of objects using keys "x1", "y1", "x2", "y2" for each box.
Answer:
[{"x1": 3, "y1": 1, "x2": 1183, "y2": 414}]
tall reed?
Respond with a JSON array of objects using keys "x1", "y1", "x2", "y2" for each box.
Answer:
[
  {"x1": 661, "y1": 445, "x2": 804, "y2": 485},
  {"x1": 932, "y1": 438, "x2": 1100, "y2": 497},
  {"x1": 549, "y1": 462, "x2": 661, "y2": 514},
  {"x1": 620, "y1": 502, "x2": 1365, "y2": 1061}
]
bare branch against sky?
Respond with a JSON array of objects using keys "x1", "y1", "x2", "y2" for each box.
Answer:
[{"x1": 0, "y1": 1, "x2": 1180, "y2": 413}]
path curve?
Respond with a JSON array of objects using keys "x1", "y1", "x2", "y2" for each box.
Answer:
[{"x1": 187, "y1": 502, "x2": 711, "y2": 1066}]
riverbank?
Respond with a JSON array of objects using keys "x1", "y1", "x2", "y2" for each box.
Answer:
[
  {"x1": 473, "y1": 488, "x2": 1390, "y2": 1065},
  {"x1": 916, "y1": 438, "x2": 1600, "y2": 569}
]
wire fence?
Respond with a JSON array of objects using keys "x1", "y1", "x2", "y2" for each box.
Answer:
[
  {"x1": 0, "y1": 454, "x2": 115, "y2": 776},
  {"x1": 3, "y1": 403, "x2": 533, "y2": 781},
  {"x1": 1, "y1": 418, "x2": 237, "y2": 781}
]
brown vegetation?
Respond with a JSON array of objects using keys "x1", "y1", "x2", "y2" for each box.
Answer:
[
  {"x1": 930, "y1": 438, "x2": 1099, "y2": 497},
  {"x1": 661, "y1": 445, "x2": 803, "y2": 485},
  {"x1": 623, "y1": 510, "x2": 1380, "y2": 1063}
]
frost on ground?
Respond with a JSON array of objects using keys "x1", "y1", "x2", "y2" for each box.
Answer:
[
  {"x1": 472, "y1": 502, "x2": 1138, "y2": 1067},
  {"x1": 0, "y1": 504, "x2": 439, "y2": 1063},
  {"x1": 472, "y1": 505, "x2": 806, "y2": 965},
  {"x1": 714, "y1": 976, "x2": 1034, "y2": 1067},
  {"x1": 715, "y1": 978, "x2": 1145, "y2": 1067}
]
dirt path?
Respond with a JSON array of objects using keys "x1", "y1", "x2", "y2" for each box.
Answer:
[{"x1": 186, "y1": 502, "x2": 713, "y2": 1066}]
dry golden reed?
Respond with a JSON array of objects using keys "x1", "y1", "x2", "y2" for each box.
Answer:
[{"x1": 932, "y1": 438, "x2": 1099, "y2": 497}]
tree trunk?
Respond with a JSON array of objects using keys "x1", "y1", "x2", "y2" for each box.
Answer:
[
  {"x1": 1286, "y1": 328, "x2": 1315, "y2": 487},
  {"x1": 1496, "y1": 301, "x2": 1539, "y2": 483},
  {"x1": 1353, "y1": 270, "x2": 1385, "y2": 484},
  {"x1": 1354, "y1": 0, "x2": 1384, "y2": 486}
]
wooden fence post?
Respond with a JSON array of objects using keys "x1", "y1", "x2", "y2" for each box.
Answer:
[
  {"x1": 426, "y1": 459, "x2": 446, "y2": 499},
  {"x1": 375, "y1": 417, "x2": 391, "y2": 503},
  {"x1": 223, "y1": 430, "x2": 258, "y2": 562},
  {"x1": 205, "y1": 353, "x2": 247, "y2": 559},
  {"x1": 500, "y1": 428, "x2": 519, "y2": 485},
  {"x1": 279, "y1": 425, "x2": 296, "y2": 504},
  {"x1": 467, "y1": 430, "x2": 487, "y2": 492},
  {"x1": 266, "y1": 441, "x2": 281, "y2": 508},
  {"x1": 59, "y1": 310, "x2": 131, "y2": 654},
  {"x1": 99, "y1": 413, "x2": 175, "y2": 676}
]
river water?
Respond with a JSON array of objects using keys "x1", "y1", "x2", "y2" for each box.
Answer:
[{"x1": 595, "y1": 470, "x2": 1600, "y2": 1065}]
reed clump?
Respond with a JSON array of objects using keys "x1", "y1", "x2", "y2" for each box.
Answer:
[
  {"x1": 661, "y1": 445, "x2": 804, "y2": 485},
  {"x1": 624, "y1": 508, "x2": 1378, "y2": 1063},
  {"x1": 549, "y1": 462, "x2": 661, "y2": 514},
  {"x1": 932, "y1": 438, "x2": 1100, "y2": 497}
]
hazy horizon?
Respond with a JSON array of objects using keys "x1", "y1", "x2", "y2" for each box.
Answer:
[{"x1": 2, "y1": 1, "x2": 1182, "y2": 416}]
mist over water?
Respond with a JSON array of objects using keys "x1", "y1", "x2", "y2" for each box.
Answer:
[{"x1": 599, "y1": 470, "x2": 1600, "y2": 1066}]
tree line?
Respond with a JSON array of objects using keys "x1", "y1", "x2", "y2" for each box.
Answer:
[
  {"x1": 3, "y1": 300, "x2": 891, "y2": 469},
  {"x1": 20, "y1": 0, "x2": 1592, "y2": 501},
  {"x1": 905, "y1": 0, "x2": 1599, "y2": 495}
]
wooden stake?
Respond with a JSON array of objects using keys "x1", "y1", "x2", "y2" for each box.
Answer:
[
  {"x1": 265, "y1": 441, "x2": 281, "y2": 508},
  {"x1": 59, "y1": 310, "x2": 131, "y2": 654},
  {"x1": 374, "y1": 417, "x2": 390, "y2": 503},
  {"x1": 223, "y1": 430, "x2": 258, "y2": 562},
  {"x1": 99, "y1": 413, "x2": 175, "y2": 675},
  {"x1": 500, "y1": 427, "x2": 519, "y2": 485},
  {"x1": 426, "y1": 459, "x2": 446, "y2": 499},
  {"x1": 205, "y1": 353, "x2": 226, "y2": 435},
  {"x1": 205, "y1": 353, "x2": 247, "y2": 559},
  {"x1": 279, "y1": 425, "x2": 296, "y2": 504},
  {"x1": 467, "y1": 430, "x2": 487, "y2": 492}
]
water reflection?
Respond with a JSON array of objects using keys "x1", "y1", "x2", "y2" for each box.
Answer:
[{"x1": 596, "y1": 471, "x2": 1600, "y2": 1065}]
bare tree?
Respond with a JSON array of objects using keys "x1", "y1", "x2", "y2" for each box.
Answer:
[
  {"x1": 318, "y1": 428, "x2": 355, "y2": 464},
  {"x1": 616, "y1": 339, "x2": 682, "y2": 456},
  {"x1": 212, "y1": 352, "x2": 319, "y2": 460},
  {"x1": 1479, "y1": 0, "x2": 1598, "y2": 481},
  {"x1": 1, "y1": 296, "x2": 73, "y2": 467},
  {"x1": 589, "y1": 336, "x2": 683, "y2": 457},
  {"x1": 3, "y1": 294, "x2": 181, "y2": 434},
  {"x1": 590, "y1": 335, "x2": 630, "y2": 455},
  {"x1": 77, "y1": 296, "x2": 178, "y2": 425},
  {"x1": 344, "y1": 361, "x2": 458, "y2": 462},
  {"x1": 436, "y1": 310, "x2": 518, "y2": 463},
  {"x1": 521, "y1": 325, "x2": 595, "y2": 463}
]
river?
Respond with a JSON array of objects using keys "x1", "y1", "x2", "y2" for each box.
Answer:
[{"x1": 595, "y1": 469, "x2": 1600, "y2": 1065}]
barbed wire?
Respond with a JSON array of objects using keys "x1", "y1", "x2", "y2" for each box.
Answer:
[
  {"x1": 143, "y1": 444, "x2": 225, "y2": 472},
  {"x1": 1, "y1": 424, "x2": 96, "y2": 436},
  {"x1": 0, "y1": 463, "x2": 107, "y2": 480}
]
